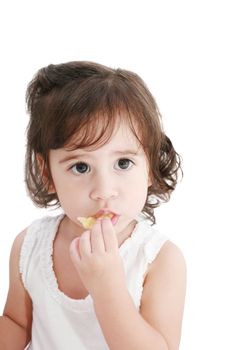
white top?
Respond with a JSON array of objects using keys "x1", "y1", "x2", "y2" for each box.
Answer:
[{"x1": 20, "y1": 214, "x2": 168, "y2": 350}]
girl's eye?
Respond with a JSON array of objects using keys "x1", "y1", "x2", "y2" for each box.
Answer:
[
  {"x1": 70, "y1": 162, "x2": 90, "y2": 174},
  {"x1": 115, "y1": 158, "x2": 134, "y2": 170}
]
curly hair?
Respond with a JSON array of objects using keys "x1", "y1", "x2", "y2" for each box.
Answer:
[{"x1": 25, "y1": 61, "x2": 182, "y2": 224}]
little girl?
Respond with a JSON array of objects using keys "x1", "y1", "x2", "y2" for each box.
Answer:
[{"x1": 0, "y1": 61, "x2": 186, "y2": 350}]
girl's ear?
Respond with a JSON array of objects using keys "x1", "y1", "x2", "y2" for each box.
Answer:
[{"x1": 36, "y1": 154, "x2": 56, "y2": 194}]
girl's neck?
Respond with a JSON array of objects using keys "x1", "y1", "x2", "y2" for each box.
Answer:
[{"x1": 116, "y1": 220, "x2": 137, "y2": 247}]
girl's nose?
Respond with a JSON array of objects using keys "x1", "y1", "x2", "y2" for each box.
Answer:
[{"x1": 89, "y1": 177, "x2": 119, "y2": 201}]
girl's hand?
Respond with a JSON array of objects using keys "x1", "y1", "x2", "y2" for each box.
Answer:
[{"x1": 69, "y1": 217, "x2": 126, "y2": 299}]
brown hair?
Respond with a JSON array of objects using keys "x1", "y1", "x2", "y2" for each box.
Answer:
[{"x1": 25, "y1": 61, "x2": 182, "y2": 224}]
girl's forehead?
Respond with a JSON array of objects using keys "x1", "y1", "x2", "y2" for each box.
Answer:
[
  {"x1": 65, "y1": 114, "x2": 143, "y2": 152},
  {"x1": 104, "y1": 123, "x2": 142, "y2": 149}
]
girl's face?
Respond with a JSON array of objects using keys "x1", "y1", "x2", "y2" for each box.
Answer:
[{"x1": 48, "y1": 119, "x2": 151, "y2": 235}]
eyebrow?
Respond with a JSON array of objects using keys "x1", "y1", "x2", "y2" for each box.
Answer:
[{"x1": 59, "y1": 150, "x2": 141, "y2": 164}]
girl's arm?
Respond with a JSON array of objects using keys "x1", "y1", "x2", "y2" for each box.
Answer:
[
  {"x1": 70, "y1": 218, "x2": 186, "y2": 350},
  {"x1": 0, "y1": 229, "x2": 32, "y2": 349},
  {"x1": 140, "y1": 241, "x2": 186, "y2": 350}
]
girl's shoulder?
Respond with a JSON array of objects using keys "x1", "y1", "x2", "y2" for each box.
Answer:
[
  {"x1": 133, "y1": 218, "x2": 186, "y2": 281},
  {"x1": 20, "y1": 214, "x2": 64, "y2": 244},
  {"x1": 145, "y1": 240, "x2": 186, "y2": 278},
  {"x1": 26, "y1": 214, "x2": 64, "y2": 234}
]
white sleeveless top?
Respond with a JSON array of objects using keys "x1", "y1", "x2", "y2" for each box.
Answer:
[{"x1": 20, "y1": 214, "x2": 168, "y2": 350}]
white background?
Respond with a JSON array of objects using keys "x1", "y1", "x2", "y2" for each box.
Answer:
[{"x1": 0, "y1": 1, "x2": 232, "y2": 348}]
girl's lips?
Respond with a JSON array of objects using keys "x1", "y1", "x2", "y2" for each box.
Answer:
[
  {"x1": 94, "y1": 210, "x2": 116, "y2": 218},
  {"x1": 95, "y1": 211, "x2": 120, "y2": 226}
]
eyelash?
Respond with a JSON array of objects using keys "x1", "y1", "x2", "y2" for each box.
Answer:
[{"x1": 69, "y1": 158, "x2": 135, "y2": 175}]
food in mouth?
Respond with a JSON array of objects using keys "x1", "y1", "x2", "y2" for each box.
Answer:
[{"x1": 77, "y1": 213, "x2": 114, "y2": 230}]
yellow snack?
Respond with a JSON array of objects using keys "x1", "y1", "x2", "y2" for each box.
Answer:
[{"x1": 77, "y1": 213, "x2": 114, "y2": 230}]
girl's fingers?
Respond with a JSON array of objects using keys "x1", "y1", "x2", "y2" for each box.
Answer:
[
  {"x1": 70, "y1": 218, "x2": 118, "y2": 265},
  {"x1": 90, "y1": 219, "x2": 106, "y2": 253},
  {"x1": 101, "y1": 217, "x2": 118, "y2": 252}
]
